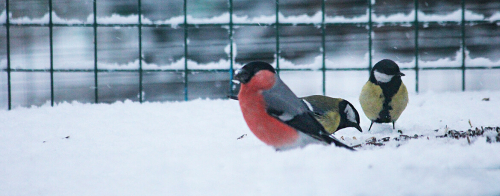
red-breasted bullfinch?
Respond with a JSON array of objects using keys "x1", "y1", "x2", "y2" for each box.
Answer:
[
  {"x1": 233, "y1": 61, "x2": 354, "y2": 151},
  {"x1": 301, "y1": 95, "x2": 362, "y2": 134},
  {"x1": 359, "y1": 59, "x2": 409, "y2": 131}
]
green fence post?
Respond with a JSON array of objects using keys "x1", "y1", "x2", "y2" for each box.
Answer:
[
  {"x1": 49, "y1": 0, "x2": 54, "y2": 106},
  {"x1": 368, "y1": 0, "x2": 373, "y2": 73},
  {"x1": 138, "y1": 0, "x2": 143, "y2": 103},
  {"x1": 183, "y1": 0, "x2": 189, "y2": 101},
  {"x1": 6, "y1": 0, "x2": 11, "y2": 110},
  {"x1": 93, "y1": 0, "x2": 99, "y2": 103},
  {"x1": 461, "y1": 0, "x2": 466, "y2": 91},
  {"x1": 414, "y1": 0, "x2": 419, "y2": 93},
  {"x1": 275, "y1": 0, "x2": 280, "y2": 74},
  {"x1": 321, "y1": 0, "x2": 326, "y2": 96},
  {"x1": 229, "y1": 0, "x2": 235, "y2": 96}
]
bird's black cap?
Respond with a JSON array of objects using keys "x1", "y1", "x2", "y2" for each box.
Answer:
[
  {"x1": 234, "y1": 61, "x2": 276, "y2": 84},
  {"x1": 372, "y1": 59, "x2": 404, "y2": 76},
  {"x1": 369, "y1": 59, "x2": 405, "y2": 84}
]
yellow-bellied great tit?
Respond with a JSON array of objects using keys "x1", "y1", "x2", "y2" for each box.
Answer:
[
  {"x1": 301, "y1": 95, "x2": 362, "y2": 134},
  {"x1": 359, "y1": 59, "x2": 408, "y2": 131}
]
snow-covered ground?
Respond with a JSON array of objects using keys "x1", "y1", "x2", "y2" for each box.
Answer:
[{"x1": 1, "y1": 90, "x2": 499, "y2": 195}]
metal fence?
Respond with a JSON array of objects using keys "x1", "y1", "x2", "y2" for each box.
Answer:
[{"x1": 2, "y1": 0, "x2": 500, "y2": 110}]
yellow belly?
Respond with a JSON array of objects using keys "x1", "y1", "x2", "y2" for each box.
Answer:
[
  {"x1": 302, "y1": 95, "x2": 343, "y2": 134},
  {"x1": 359, "y1": 81, "x2": 408, "y2": 122},
  {"x1": 359, "y1": 82, "x2": 384, "y2": 121},
  {"x1": 316, "y1": 111, "x2": 341, "y2": 135},
  {"x1": 389, "y1": 83, "x2": 409, "y2": 121}
]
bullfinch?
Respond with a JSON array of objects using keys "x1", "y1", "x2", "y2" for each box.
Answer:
[
  {"x1": 359, "y1": 59, "x2": 409, "y2": 131},
  {"x1": 233, "y1": 61, "x2": 354, "y2": 151},
  {"x1": 301, "y1": 95, "x2": 362, "y2": 134}
]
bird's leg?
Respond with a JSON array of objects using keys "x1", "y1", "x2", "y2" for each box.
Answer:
[
  {"x1": 368, "y1": 121, "x2": 374, "y2": 131},
  {"x1": 392, "y1": 121, "x2": 395, "y2": 129}
]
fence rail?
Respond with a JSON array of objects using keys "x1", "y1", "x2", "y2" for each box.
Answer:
[{"x1": 2, "y1": 0, "x2": 500, "y2": 110}]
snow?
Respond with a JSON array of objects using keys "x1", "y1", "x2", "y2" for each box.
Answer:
[
  {"x1": 1, "y1": 91, "x2": 499, "y2": 195},
  {"x1": 0, "y1": 10, "x2": 6, "y2": 23},
  {"x1": 233, "y1": 14, "x2": 275, "y2": 24},
  {"x1": 224, "y1": 42, "x2": 237, "y2": 61},
  {"x1": 7, "y1": 48, "x2": 500, "y2": 71},
  {"x1": 5, "y1": 11, "x2": 93, "y2": 25},
  {"x1": 131, "y1": 49, "x2": 500, "y2": 71},
  {"x1": 279, "y1": 55, "x2": 324, "y2": 69},
  {"x1": 280, "y1": 12, "x2": 323, "y2": 24},
  {"x1": 96, "y1": 13, "x2": 139, "y2": 24},
  {"x1": 488, "y1": 12, "x2": 500, "y2": 22},
  {"x1": 418, "y1": 10, "x2": 484, "y2": 22},
  {"x1": 371, "y1": 9, "x2": 484, "y2": 22},
  {"x1": 325, "y1": 13, "x2": 369, "y2": 23},
  {"x1": 8, "y1": 11, "x2": 50, "y2": 24},
  {"x1": 92, "y1": 58, "x2": 235, "y2": 70},
  {"x1": 2, "y1": 9, "x2": 500, "y2": 25}
]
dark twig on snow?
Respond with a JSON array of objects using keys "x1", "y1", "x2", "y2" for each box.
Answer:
[{"x1": 237, "y1": 134, "x2": 247, "y2": 140}]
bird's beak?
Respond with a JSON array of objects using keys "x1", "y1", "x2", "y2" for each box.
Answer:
[
  {"x1": 232, "y1": 69, "x2": 242, "y2": 84},
  {"x1": 399, "y1": 72, "x2": 405, "y2": 77},
  {"x1": 233, "y1": 69, "x2": 250, "y2": 84}
]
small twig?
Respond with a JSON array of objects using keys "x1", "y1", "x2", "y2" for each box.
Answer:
[
  {"x1": 237, "y1": 134, "x2": 247, "y2": 140},
  {"x1": 352, "y1": 144, "x2": 362, "y2": 148},
  {"x1": 365, "y1": 137, "x2": 376, "y2": 143},
  {"x1": 380, "y1": 137, "x2": 390, "y2": 142},
  {"x1": 366, "y1": 141, "x2": 384, "y2": 146}
]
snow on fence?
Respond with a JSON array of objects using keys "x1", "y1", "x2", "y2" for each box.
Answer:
[{"x1": 1, "y1": 0, "x2": 500, "y2": 110}]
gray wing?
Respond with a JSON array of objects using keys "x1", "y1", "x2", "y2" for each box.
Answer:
[
  {"x1": 261, "y1": 76, "x2": 355, "y2": 151},
  {"x1": 261, "y1": 76, "x2": 332, "y2": 142},
  {"x1": 261, "y1": 76, "x2": 308, "y2": 121}
]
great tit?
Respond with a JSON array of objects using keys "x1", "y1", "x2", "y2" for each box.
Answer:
[
  {"x1": 233, "y1": 61, "x2": 354, "y2": 151},
  {"x1": 359, "y1": 59, "x2": 408, "y2": 131},
  {"x1": 301, "y1": 95, "x2": 363, "y2": 134}
]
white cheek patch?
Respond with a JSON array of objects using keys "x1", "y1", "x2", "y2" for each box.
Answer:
[
  {"x1": 344, "y1": 104, "x2": 357, "y2": 123},
  {"x1": 302, "y1": 99, "x2": 314, "y2": 112},
  {"x1": 374, "y1": 70, "x2": 394, "y2": 83}
]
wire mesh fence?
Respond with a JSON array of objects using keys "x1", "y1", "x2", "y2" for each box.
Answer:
[{"x1": 1, "y1": 0, "x2": 500, "y2": 110}]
